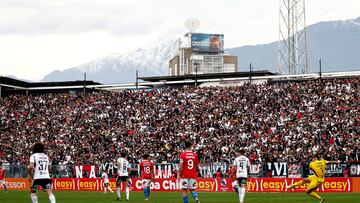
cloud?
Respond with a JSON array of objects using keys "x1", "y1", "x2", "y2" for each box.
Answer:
[
  {"x1": 0, "y1": 0, "x2": 270, "y2": 38},
  {"x1": 0, "y1": 0, "x2": 168, "y2": 36},
  {"x1": 1, "y1": 0, "x2": 360, "y2": 82}
]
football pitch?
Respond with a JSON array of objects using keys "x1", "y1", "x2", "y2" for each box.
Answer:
[{"x1": 1, "y1": 191, "x2": 360, "y2": 203}]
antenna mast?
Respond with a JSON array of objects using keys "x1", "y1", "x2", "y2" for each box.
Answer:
[{"x1": 278, "y1": 0, "x2": 309, "y2": 75}]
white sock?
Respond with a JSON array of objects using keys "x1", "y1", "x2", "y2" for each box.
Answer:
[
  {"x1": 108, "y1": 187, "x2": 114, "y2": 193},
  {"x1": 117, "y1": 188, "x2": 121, "y2": 199},
  {"x1": 237, "y1": 186, "x2": 242, "y2": 203},
  {"x1": 126, "y1": 187, "x2": 129, "y2": 200},
  {"x1": 240, "y1": 187, "x2": 246, "y2": 203},
  {"x1": 49, "y1": 193, "x2": 56, "y2": 203},
  {"x1": 30, "y1": 193, "x2": 38, "y2": 203}
]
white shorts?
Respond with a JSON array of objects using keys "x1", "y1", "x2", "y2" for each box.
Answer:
[
  {"x1": 0, "y1": 180, "x2": 6, "y2": 185},
  {"x1": 181, "y1": 178, "x2": 196, "y2": 190},
  {"x1": 142, "y1": 179, "x2": 152, "y2": 188}
]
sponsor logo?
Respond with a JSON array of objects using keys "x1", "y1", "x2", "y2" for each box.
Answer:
[
  {"x1": 108, "y1": 181, "x2": 117, "y2": 190},
  {"x1": 262, "y1": 180, "x2": 286, "y2": 192},
  {"x1": 78, "y1": 180, "x2": 97, "y2": 190},
  {"x1": 163, "y1": 179, "x2": 180, "y2": 190},
  {"x1": 246, "y1": 179, "x2": 258, "y2": 192},
  {"x1": 322, "y1": 180, "x2": 350, "y2": 192},
  {"x1": 221, "y1": 178, "x2": 228, "y2": 191},
  {"x1": 6, "y1": 181, "x2": 27, "y2": 189},
  {"x1": 196, "y1": 180, "x2": 216, "y2": 191},
  {"x1": 55, "y1": 180, "x2": 73, "y2": 190},
  {"x1": 136, "y1": 179, "x2": 161, "y2": 190}
]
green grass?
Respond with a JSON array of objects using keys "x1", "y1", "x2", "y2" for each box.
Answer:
[{"x1": 0, "y1": 191, "x2": 359, "y2": 203}]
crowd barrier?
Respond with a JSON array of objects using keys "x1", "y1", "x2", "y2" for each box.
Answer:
[{"x1": 4, "y1": 178, "x2": 360, "y2": 193}]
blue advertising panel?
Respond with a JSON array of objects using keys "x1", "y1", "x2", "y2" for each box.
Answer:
[{"x1": 191, "y1": 33, "x2": 224, "y2": 53}]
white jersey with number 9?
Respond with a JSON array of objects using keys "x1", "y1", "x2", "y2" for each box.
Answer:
[{"x1": 233, "y1": 155, "x2": 250, "y2": 178}]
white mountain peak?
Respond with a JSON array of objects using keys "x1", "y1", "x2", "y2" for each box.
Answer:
[{"x1": 78, "y1": 37, "x2": 178, "y2": 75}]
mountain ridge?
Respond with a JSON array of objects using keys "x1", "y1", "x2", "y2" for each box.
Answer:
[{"x1": 42, "y1": 16, "x2": 360, "y2": 84}]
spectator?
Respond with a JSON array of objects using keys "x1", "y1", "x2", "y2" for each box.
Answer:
[{"x1": 0, "y1": 78, "x2": 358, "y2": 166}]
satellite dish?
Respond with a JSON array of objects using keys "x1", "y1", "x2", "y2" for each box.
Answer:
[{"x1": 185, "y1": 18, "x2": 200, "y2": 32}]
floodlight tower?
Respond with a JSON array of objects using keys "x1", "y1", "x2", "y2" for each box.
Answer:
[{"x1": 278, "y1": 0, "x2": 309, "y2": 75}]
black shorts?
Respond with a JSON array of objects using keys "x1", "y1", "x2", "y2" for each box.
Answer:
[
  {"x1": 31, "y1": 179, "x2": 52, "y2": 191},
  {"x1": 104, "y1": 182, "x2": 109, "y2": 187},
  {"x1": 237, "y1": 177, "x2": 248, "y2": 186},
  {"x1": 116, "y1": 176, "x2": 129, "y2": 183}
]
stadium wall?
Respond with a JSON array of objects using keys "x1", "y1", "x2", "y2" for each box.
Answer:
[{"x1": 4, "y1": 178, "x2": 360, "y2": 192}]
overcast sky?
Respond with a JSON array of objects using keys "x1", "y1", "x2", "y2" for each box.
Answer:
[{"x1": 0, "y1": 0, "x2": 359, "y2": 81}]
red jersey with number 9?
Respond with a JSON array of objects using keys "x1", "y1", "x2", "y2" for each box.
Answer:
[
  {"x1": 140, "y1": 160, "x2": 154, "y2": 179},
  {"x1": 180, "y1": 151, "x2": 199, "y2": 179}
]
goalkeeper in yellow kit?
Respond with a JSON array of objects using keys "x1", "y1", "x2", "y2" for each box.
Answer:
[{"x1": 286, "y1": 155, "x2": 340, "y2": 203}]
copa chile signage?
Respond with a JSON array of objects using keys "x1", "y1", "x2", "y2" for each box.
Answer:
[{"x1": 4, "y1": 178, "x2": 356, "y2": 192}]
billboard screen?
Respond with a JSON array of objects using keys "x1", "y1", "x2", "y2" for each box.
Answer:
[{"x1": 191, "y1": 33, "x2": 224, "y2": 53}]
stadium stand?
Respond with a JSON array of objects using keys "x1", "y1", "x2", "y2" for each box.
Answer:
[{"x1": 0, "y1": 77, "x2": 359, "y2": 166}]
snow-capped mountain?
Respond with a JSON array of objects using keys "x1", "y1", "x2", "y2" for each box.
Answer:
[
  {"x1": 42, "y1": 16, "x2": 360, "y2": 84},
  {"x1": 227, "y1": 16, "x2": 360, "y2": 72},
  {"x1": 42, "y1": 37, "x2": 178, "y2": 83}
]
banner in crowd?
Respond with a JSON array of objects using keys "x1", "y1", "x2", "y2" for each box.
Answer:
[
  {"x1": 199, "y1": 163, "x2": 229, "y2": 178},
  {"x1": 74, "y1": 165, "x2": 97, "y2": 178},
  {"x1": 5, "y1": 178, "x2": 354, "y2": 193},
  {"x1": 266, "y1": 162, "x2": 288, "y2": 178},
  {"x1": 97, "y1": 163, "x2": 177, "y2": 179},
  {"x1": 76, "y1": 162, "x2": 350, "y2": 179},
  {"x1": 288, "y1": 163, "x2": 302, "y2": 178},
  {"x1": 249, "y1": 163, "x2": 263, "y2": 177},
  {"x1": 325, "y1": 163, "x2": 345, "y2": 177},
  {"x1": 307, "y1": 163, "x2": 345, "y2": 177},
  {"x1": 349, "y1": 162, "x2": 360, "y2": 177}
]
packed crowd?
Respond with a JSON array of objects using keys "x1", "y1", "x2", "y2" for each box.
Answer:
[{"x1": 0, "y1": 78, "x2": 359, "y2": 166}]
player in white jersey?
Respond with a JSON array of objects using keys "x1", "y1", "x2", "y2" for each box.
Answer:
[
  {"x1": 232, "y1": 149, "x2": 250, "y2": 203},
  {"x1": 102, "y1": 170, "x2": 113, "y2": 193},
  {"x1": 28, "y1": 142, "x2": 56, "y2": 203},
  {"x1": 116, "y1": 152, "x2": 130, "y2": 201}
]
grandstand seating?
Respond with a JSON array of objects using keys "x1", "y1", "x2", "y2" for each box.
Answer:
[{"x1": 0, "y1": 78, "x2": 359, "y2": 165}]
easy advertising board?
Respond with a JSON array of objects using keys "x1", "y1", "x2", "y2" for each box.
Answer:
[{"x1": 4, "y1": 178, "x2": 357, "y2": 193}]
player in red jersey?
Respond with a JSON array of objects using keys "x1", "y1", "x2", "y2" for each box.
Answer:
[
  {"x1": 228, "y1": 164, "x2": 239, "y2": 194},
  {"x1": 0, "y1": 164, "x2": 7, "y2": 192},
  {"x1": 179, "y1": 141, "x2": 200, "y2": 203},
  {"x1": 139, "y1": 154, "x2": 155, "y2": 201}
]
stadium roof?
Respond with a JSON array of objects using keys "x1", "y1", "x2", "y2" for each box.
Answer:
[
  {"x1": 0, "y1": 76, "x2": 102, "y2": 96},
  {"x1": 139, "y1": 70, "x2": 276, "y2": 82},
  {"x1": 0, "y1": 76, "x2": 101, "y2": 88}
]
